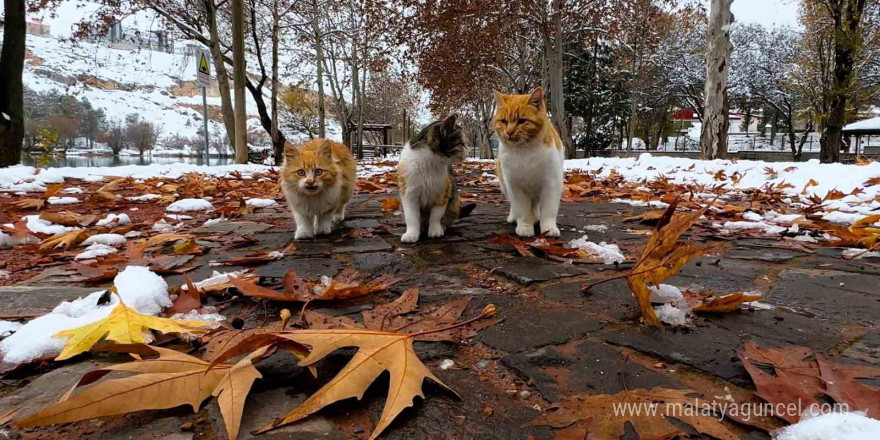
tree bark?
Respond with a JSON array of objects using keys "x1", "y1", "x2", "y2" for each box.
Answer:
[
  {"x1": 309, "y1": 0, "x2": 326, "y2": 138},
  {"x1": 232, "y1": 0, "x2": 249, "y2": 163},
  {"x1": 700, "y1": 0, "x2": 733, "y2": 160},
  {"x1": 0, "y1": 0, "x2": 26, "y2": 167},
  {"x1": 819, "y1": 0, "x2": 867, "y2": 163},
  {"x1": 271, "y1": 3, "x2": 282, "y2": 164},
  {"x1": 206, "y1": 0, "x2": 236, "y2": 149},
  {"x1": 544, "y1": 2, "x2": 574, "y2": 158}
]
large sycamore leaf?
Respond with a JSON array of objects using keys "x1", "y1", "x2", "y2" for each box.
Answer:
[
  {"x1": 251, "y1": 329, "x2": 458, "y2": 439},
  {"x1": 625, "y1": 198, "x2": 720, "y2": 326},
  {"x1": 213, "y1": 347, "x2": 269, "y2": 440},
  {"x1": 526, "y1": 388, "x2": 737, "y2": 439},
  {"x1": 16, "y1": 346, "x2": 235, "y2": 428},
  {"x1": 54, "y1": 292, "x2": 211, "y2": 360},
  {"x1": 39, "y1": 229, "x2": 90, "y2": 253}
]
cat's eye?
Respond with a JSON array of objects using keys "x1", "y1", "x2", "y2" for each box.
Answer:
[
  {"x1": 314, "y1": 169, "x2": 324, "y2": 176},
  {"x1": 500, "y1": 119, "x2": 508, "y2": 124},
  {"x1": 517, "y1": 118, "x2": 526, "y2": 124},
  {"x1": 297, "y1": 169, "x2": 306, "y2": 176}
]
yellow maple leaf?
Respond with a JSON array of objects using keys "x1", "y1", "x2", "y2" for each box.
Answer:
[{"x1": 54, "y1": 290, "x2": 211, "y2": 360}]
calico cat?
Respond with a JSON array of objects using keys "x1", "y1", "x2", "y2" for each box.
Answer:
[
  {"x1": 280, "y1": 138, "x2": 356, "y2": 239},
  {"x1": 493, "y1": 87, "x2": 564, "y2": 237},
  {"x1": 398, "y1": 115, "x2": 466, "y2": 243}
]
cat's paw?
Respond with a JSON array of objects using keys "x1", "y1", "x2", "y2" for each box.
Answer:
[
  {"x1": 506, "y1": 213, "x2": 516, "y2": 224},
  {"x1": 401, "y1": 231, "x2": 420, "y2": 243},
  {"x1": 427, "y1": 224, "x2": 444, "y2": 238},
  {"x1": 332, "y1": 213, "x2": 345, "y2": 222},
  {"x1": 515, "y1": 224, "x2": 535, "y2": 237},
  {"x1": 541, "y1": 225, "x2": 561, "y2": 237},
  {"x1": 315, "y1": 223, "x2": 333, "y2": 235},
  {"x1": 294, "y1": 229, "x2": 315, "y2": 240}
]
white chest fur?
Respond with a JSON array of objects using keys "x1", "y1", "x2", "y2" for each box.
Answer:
[
  {"x1": 499, "y1": 142, "x2": 564, "y2": 197},
  {"x1": 399, "y1": 144, "x2": 450, "y2": 207}
]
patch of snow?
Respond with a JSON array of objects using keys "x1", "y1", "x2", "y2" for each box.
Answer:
[
  {"x1": 47, "y1": 196, "x2": 80, "y2": 205},
  {"x1": 0, "y1": 266, "x2": 174, "y2": 364},
  {"x1": 611, "y1": 198, "x2": 670, "y2": 208},
  {"x1": 152, "y1": 220, "x2": 181, "y2": 232},
  {"x1": 774, "y1": 411, "x2": 880, "y2": 440},
  {"x1": 62, "y1": 187, "x2": 84, "y2": 194},
  {"x1": 821, "y1": 211, "x2": 864, "y2": 225},
  {"x1": 74, "y1": 243, "x2": 118, "y2": 260},
  {"x1": 439, "y1": 359, "x2": 455, "y2": 370},
  {"x1": 568, "y1": 236, "x2": 626, "y2": 264},
  {"x1": 96, "y1": 213, "x2": 131, "y2": 227},
  {"x1": 721, "y1": 221, "x2": 787, "y2": 235},
  {"x1": 743, "y1": 211, "x2": 763, "y2": 221},
  {"x1": 183, "y1": 270, "x2": 247, "y2": 291},
  {"x1": 0, "y1": 231, "x2": 37, "y2": 249},
  {"x1": 583, "y1": 224, "x2": 609, "y2": 233},
  {"x1": 126, "y1": 194, "x2": 161, "y2": 202},
  {"x1": 842, "y1": 248, "x2": 880, "y2": 260},
  {"x1": 124, "y1": 231, "x2": 142, "y2": 238},
  {"x1": 649, "y1": 284, "x2": 684, "y2": 304},
  {"x1": 202, "y1": 218, "x2": 226, "y2": 227},
  {"x1": 166, "y1": 198, "x2": 214, "y2": 213},
  {"x1": 170, "y1": 308, "x2": 226, "y2": 326},
  {"x1": 82, "y1": 233, "x2": 127, "y2": 247},
  {"x1": 166, "y1": 214, "x2": 193, "y2": 221},
  {"x1": 22, "y1": 215, "x2": 78, "y2": 235},
  {"x1": 654, "y1": 304, "x2": 688, "y2": 326},
  {"x1": 246, "y1": 198, "x2": 277, "y2": 208},
  {"x1": 0, "y1": 320, "x2": 22, "y2": 337}
]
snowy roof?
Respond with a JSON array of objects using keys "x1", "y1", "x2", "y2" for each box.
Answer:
[{"x1": 843, "y1": 117, "x2": 880, "y2": 133}]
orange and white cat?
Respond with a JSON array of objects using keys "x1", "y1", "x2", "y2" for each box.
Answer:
[
  {"x1": 493, "y1": 87, "x2": 564, "y2": 237},
  {"x1": 280, "y1": 139, "x2": 356, "y2": 239}
]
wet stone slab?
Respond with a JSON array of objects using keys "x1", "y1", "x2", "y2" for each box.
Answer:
[
  {"x1": 476, "y1": 297, "x2": 603, "y2": 353},
  {"x1": 413, "y1": 242, "x2": 499, "y2": 265},
  {"x1": 350, "y1": 252, "x2": 416, "y2": 276},
  {"x1": 477, "y1": 257, "x2": 585, "y2": 286},
  {"x1": 332, "y1": 237, "x2": 392, "y2": 253},
  {"x1": 0, "y1": 285, "x2": 100, "y2": 316},
  {"x1": 666, "y1": 257, "x2": 766, "y2": 293},
  {"x1": 191, "y1": 220, "x2": 274, "y2": 235},
  {"x1": 546, "y1": 279, "x2": 641, "y2": 323},
  {"x1": 766, "y1": 268, "x2": 880, "y2": 325},
  {"x1": 258, "y1": 257, "x2": 343, "y2": 280},
  {"x1": 504, "y1": 341, "x2": 682, "y2": 402}
]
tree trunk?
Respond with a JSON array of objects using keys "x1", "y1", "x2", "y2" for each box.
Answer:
[
  {"x1": 700, "y1": 0, "x2": 733, "y2": 160},
  {"x1": 232, "y1": 0, "x2": 249, "y2": 163},
  {"x1": 270, "y1": 5, "x2": 282, "y2": 165},
  {"x1": 309, "y1": 0, "x2": 326, "y2": 138},
  {"x1": 478, "y1": 100, "x2": 495, "y2": 159},
  {"x1": 206, "y1": 0, "x2": 236, "y2": 149},
  {"x1": 0, "y1": 0, "x2": 26, "y2": 167},
  {"x1": 820, "y1": 0, "x2": 867, "y2": 163},
  {"x1": 546, "y1": 4, "x2": 573, "y2": 158},
  {"x1": 770, "y1": 109, "x2": 778, "y2": 145}
]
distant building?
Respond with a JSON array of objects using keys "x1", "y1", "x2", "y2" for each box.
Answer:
[
  {"x1": 26, "y1": 21, "x2": 51, "y2": 37},
  {"x1": 671, "y1": 109, "x2": 760, "y2": 134}
]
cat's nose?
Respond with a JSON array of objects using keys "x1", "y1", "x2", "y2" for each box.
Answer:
[{"x1": 305, "y1": 178, "x2": 315, "y2": 185}]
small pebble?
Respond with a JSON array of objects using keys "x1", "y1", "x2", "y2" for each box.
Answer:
[
  {"x1": 353, "y1": 427, "x2": 365, "y2": 434},
  {"x1": 475, "y1": 360, "x2": 490, "y2": 370},
  {"x1": 505, "y1": 389, "x2": 518, "y2": 397},
  {"x1": 439, "y1": 359, "x2": 454, "y2": 370},
  {"x1": 519, "y1": 390, "x2": 531, "y2": 399}
]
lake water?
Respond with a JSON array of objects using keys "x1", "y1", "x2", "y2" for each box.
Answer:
[{"x1": 20, "y1": 155, "x2": 237, "y2": 169}]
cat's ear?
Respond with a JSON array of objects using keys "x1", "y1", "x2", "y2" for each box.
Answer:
[
  {"x1": 492, "y1": 90, "x2": 506, "y2": 107},
  {"x1": 317, "y1": 139, "x2": 333, "y2": 159},
  {"x1": 527, "y1": 87, "x2": 545, "y2": 110},
  {"x1": 283, "y1": 142, "x2": 300, "y2": 159},
  {"x1": 440, "y1": 114, "x2": 457, "y2": 136}
]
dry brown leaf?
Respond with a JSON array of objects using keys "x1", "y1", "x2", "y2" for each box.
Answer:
[
  {"x1": 692, "y1": 292, "x2": 763, "y2": 313},
  {"x1": 39, "y1": 211, "x2": 97, "y2": 227},
  {"x1": 167, "y1": 274, "x2": 202, "y2": 315},
  {"x1": 39, "y1": 230, "x2": 90, "y2": 253},
  {"x1": 15, "y1": 346, "x2": 250, "y2": 438},
  {"x1": 229, "y1": 276, "x2": 298, "y2": 301},
  {"x1": 816, "y1": 355, "x2": 880, "y2": 419},
  {"x1": 7, "y1": 198, "x2": 46, "y2": 210},
  {"x1": 212, "y1": 347, "x2": 268, "y2": 440},
  {"x1": 380, "y1": 198, "x2": 401, "y2": 211},
  {"x1": 623, "y1": 198, "x2": 720, "y2": 326},
  {"x1": 526, "y1": 388, "x2": 737, "y2": 439},
  {"x1": 144, "y1": 233, "x2": 193, "y2": 249},
  {"x1": 252, "y1": 329, "x2": 458, "y2": 439}
]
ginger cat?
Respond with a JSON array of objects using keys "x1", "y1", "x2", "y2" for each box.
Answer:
[
  {"x1": 493, "y1": 87, "x2": 564, "y2": 237},
  {"x1": 398, "y1": 115, "x2": 466, "y2": 243},
  {"x1": 280, "y1": 139, "x2": 356, "y2": 239}
]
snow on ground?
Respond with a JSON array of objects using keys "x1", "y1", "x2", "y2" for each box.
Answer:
[
  {"x1": 74, "y1": 243, "x2": 118, "y2": 260},
  {"x1": 166, "y1": 198, "x2": 214, "y2": 213},
  {"x1": 245, "y1": 198, "x2": 277, "y2": 208},
  {"x1": 47, "y1": 196, "x2": 80, "y2": 205},
  {"x1": 567, "y1": 154, "x2": 880, "y2": 225},
  {"x1": 774, "y1": 411, "x2": 880, "y2": 440},
  {"x1": 568, "y1": 236, "x2": 626, "y2": 264},
  {"x1": 81, "y1": 233, "x2": 127, "y2": 247},
  {"x1": 0, "y1": 266, "x2": 181, "y2": 364},
  {"x1": 96, "y1": 213, "x2": 131, "y2": 227}
]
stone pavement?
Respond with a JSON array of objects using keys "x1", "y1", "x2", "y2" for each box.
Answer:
[{"x1": 1, "y1": 168, "x2": 879, "y2": 440}]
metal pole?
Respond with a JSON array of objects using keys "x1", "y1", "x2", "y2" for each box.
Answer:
[{"x1": 202, "y1": 86, "x2": 210, "y2": 165}]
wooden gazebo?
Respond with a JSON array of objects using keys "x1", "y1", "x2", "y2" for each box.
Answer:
[{"x1": 843, "y1": 117, "x2": 880, "y2": 157}]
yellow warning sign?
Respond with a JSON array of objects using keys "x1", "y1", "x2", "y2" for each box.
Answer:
[{"x1": 198, "y1": 54, "x2": 210, "y2": 75}]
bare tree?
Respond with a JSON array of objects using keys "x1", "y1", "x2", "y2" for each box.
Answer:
[{"x1": 700, "y1": 0, "x2": 733, "y2": 159}]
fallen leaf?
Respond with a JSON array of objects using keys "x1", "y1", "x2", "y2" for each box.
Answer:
[
  {"x1": 54, "y1": 289, "x2": 211, "y2": 360},
  {"x1": 39, "y1": 211, "x2": 97, "y2": 227},
  {"x1": 167, "y1": 274, "x2": 202, "y2": 315},
  {"x1": 816, "y1": 355, "x2": 880, "y2": 419},
  {"x1": 692, "y1": 292, "x2": 763, "y2": 313},
  {"x1": 213, "y1": 347, "x2": 268, "y2": 440},
  {"x1": 526, "y1": 388, "x2": 737, "y2": 439},
  {"x1": 380, "y1": 198, "x2": 401, "y2": 211},
  {"x1": 39, "y1": 230, "x2": 90, "y2": 253}
]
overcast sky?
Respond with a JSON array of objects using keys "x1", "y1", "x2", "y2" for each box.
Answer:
[{"x1": 729, "y1": 0, "x2": 801, "y2": 28}]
